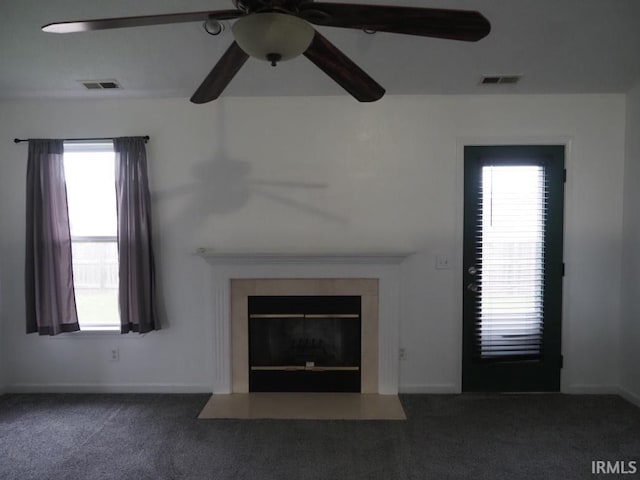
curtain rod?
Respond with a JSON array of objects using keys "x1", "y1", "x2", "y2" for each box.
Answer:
[{"x1": 14, "y1": 136, "x2": 150, "y2": 144}]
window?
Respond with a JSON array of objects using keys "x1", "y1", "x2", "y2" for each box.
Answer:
[
  {"x1": 478, "y1": 165, "x2": 546, "y2": 359},
  {"x1": 64, "y1": 142, "x2": 120, "y2": 331}
]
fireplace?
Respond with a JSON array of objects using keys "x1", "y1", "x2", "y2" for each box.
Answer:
[
  {"x1": 249, "y1": 295, "x2": 361, "y2": 392},
  {"x1": 197, "y1": 251, "x2": 408, "y2": 394},
  {"x1": 229, "y1": 278, "x2": 382, "y2": 393}
]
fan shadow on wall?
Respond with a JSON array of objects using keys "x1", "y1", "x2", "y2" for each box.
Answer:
[{"x1": 153, "y1": 150, "x2": 348, "y2": 249}]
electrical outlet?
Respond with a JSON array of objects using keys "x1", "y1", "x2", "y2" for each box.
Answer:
[
  {"x1": 110, "y1": 348, "x2": 120, "y2": 362},
  {"x1": 435, "y1": 255, "x2": 451, "y2": 270},
  {"x1": 399, "y1": 348, "x2": 407, "y2": 361}
]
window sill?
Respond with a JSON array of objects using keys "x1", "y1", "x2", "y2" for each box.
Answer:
[
  {"x1": 50, "y1": 329, "x2": 146, "y2": 339},
  {"x1": 81, "y1": 326, "x2": 120, "y2": 333}
]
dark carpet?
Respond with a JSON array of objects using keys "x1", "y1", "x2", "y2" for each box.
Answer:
[{"x1": 0, "y1": 393, "x2": 638, "y2": 480}]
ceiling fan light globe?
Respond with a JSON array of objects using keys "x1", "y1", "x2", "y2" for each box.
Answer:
[{"x1": 232, "y1": 13, "x2": 314, "y2": 63}]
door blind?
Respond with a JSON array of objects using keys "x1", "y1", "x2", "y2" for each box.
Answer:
[{"x1": 474, "y1": 165, "x2": 546, "y2": 360}]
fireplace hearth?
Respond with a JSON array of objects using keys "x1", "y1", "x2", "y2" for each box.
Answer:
[{"x1": 249, "y1": 296, "x2": 361, "y2": 392}]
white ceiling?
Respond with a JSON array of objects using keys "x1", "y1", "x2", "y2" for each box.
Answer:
[{"x1": 1, "y1": 0, "x2": 640, "y2": 100}]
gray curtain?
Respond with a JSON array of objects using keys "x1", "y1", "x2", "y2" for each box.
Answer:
[
  {"x1": 25, "y1": 139, "x2": 80, "y2": 335},
  {"x1": 114, "y1": 137, "x2": 159, "y2": 333}
]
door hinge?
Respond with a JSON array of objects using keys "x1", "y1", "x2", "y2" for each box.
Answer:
[
  {"x1": 559, "y1": 355, "x2": 564, "y2": 369},
  {"x1": 562, "y1": 263, "x2": 566, "y2": 276},
  {"x1": 563, "y1": 169, "x2": 567, "y2": 183}
]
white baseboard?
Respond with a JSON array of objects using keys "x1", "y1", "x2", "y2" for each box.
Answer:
[
  {"x1": 400, "y1": 384, "x2": 625, "y2": 395},
  {"x1": 562, "y1": 384, "x2": 619, "y2": 394},
  {"x1": 399, "y1": 384, "x2": 459, "y2": 394},
  {"x1": 6, "y1": 383, "x2": 212, "y2": 394},
  {"x1": 6, "y1": 383, "x2": 636, "y2": 404},
  {"x1": 618, "y1": 386, "x2": 640, "y2": 408}
]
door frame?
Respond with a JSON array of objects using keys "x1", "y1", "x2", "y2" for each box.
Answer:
[{"x1": 453, "y1": 136, "x2": 572, "y2": 393}]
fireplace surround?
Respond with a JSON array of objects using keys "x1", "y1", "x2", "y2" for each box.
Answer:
[
  {"x1": 232, "y1": 278, "x2": 379, "y2": 393},
  {"x1": 198, "y1": 251, "x2": 409, "y2": 394}
]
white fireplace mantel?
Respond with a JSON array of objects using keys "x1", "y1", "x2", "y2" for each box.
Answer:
[
  {"x1": 196, "y1": 249, "x2": 412, "y2": 265},
  {"x1": 197, "y1": 250, "x2": 413, "y2": 395}
]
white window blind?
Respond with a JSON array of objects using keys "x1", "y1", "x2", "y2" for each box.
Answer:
[{"x1": 475, "y1": 165, "x2": 546, "y2": 359}]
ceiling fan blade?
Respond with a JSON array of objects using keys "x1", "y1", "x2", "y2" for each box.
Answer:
[
  {"x1": 42, "y1": 10, "x2": 242, "y2": 33},
  {"x1": 304, "y1": 30, "x2": 384, "y2": 102},
  {"x1": 301, "y1": 3, "x2": 490, "y2": 42},
  {"x1": 190, "y1": 42, "x2": 249, "y2": 104}
]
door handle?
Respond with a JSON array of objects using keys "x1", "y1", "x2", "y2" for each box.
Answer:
[{"x1": 467, "y1": 283, "x2": 479, "y2": 293}]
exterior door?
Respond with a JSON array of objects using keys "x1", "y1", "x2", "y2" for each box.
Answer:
[{"x1": 462, "y1": 145, "x2": 565, "y2": 392}]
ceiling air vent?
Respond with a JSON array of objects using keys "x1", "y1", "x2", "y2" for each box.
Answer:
[
  {"x1": 79, "y1": 79, "x2": 122, "y2": 90},
  {"x1": 480, "y1": 75, "x2": 522, "y2": 85}
]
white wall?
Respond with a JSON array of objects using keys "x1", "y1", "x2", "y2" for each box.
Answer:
[
  {"x1": 0, "y1": 116, "x2": 6, "y2": 393},
  {"x1": 0, "y1": 94, "x2": 626, "y2": 393},
  {"x1": 621, "y1": 83, "x2": 640, "y2": 405},
  {"x1": 0, "y1": 273, "x2": 4, "y2": 394}
]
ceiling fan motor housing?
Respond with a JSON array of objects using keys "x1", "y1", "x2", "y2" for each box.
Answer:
[{"x1": 235, "y1": 0, "x2": 309, "y2": 15}]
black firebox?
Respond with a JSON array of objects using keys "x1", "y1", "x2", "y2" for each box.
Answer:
[{"x1": 248, "y1": 296, "x2": 361, "y2": 392}]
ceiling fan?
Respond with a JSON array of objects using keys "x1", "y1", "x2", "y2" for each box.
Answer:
[{"x1": 42, "y1": 0, "x2": 491, "y2": 104}]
